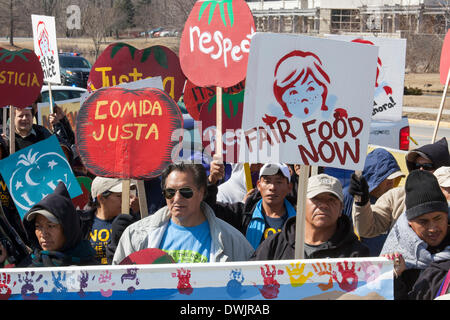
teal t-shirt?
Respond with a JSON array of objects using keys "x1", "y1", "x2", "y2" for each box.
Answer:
[{"x1": 159, "y1": 219, "x2": 211, "y2": 263}]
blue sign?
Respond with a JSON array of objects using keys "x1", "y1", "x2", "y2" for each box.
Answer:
[{"x1": 0, "y1": 135, "x2": 82, "y2": 218}]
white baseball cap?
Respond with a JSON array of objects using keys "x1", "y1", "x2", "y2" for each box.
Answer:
[
  {"x1": 259, "y1": 163, "x2": 291, "y2": 182},
  {"x1": 434, "y1": 166, "x2": 450, "y2": 188},
  {"x1": 91, "y1": 177, "x2": 136, "y2": 199},
  {"x1": 307, "y1": 174, "x2": 344, "y2": 202}
]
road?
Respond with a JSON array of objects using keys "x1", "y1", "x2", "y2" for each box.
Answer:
[{"x1": 409, "y1": 119, "x2": 450, "y2": 149}]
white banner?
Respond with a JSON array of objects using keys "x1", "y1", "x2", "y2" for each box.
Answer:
[
  {"x1": 325, "y1": 35, "x2": 406, "y2": 122},
  {"x1": 31, "y1": 15, "x2": 61, "y2": 84},
  {"x1": 0, "y1": 257, "x2": 393, "y2": 300},
  {"x1": 239, "y1": 33, "x2": 378, "y2": 170}
]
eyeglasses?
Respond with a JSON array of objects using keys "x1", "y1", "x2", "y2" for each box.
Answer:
[
  {"x1": 163, "y1": 187, "x2": 194, "y2": 199},
  {"x1": 414, "y1": 163, "x2": 435, "y2": 171}
]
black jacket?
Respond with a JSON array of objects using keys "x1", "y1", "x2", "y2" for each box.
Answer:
[
  {"x1": 409, "y1": 260, "x2": 450, "y2": 300},
  {"x1": 205, "y1": 183, "x2": 296, "y2": 240},
  {"x1": 250, "y1": 214, "x2": 369, "y2": 260},
  {"x1": 20, "y1": 182, "x2": 97, "y2": 267}
]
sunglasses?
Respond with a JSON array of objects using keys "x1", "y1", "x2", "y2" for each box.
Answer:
[
  {"x1": 163, "y1": 187, "x2": 194, "y2": 199},
  {"x1": 414, "y1": 163, "x2": 434, "y2": 171}
]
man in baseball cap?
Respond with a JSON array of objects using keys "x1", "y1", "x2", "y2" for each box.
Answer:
[
  {"x1": 250, "y1": 173, "x2": 369, "y2": 260},
  {"x1": 207, "y1": 162, "x2": 296, "y2": 250},
  {"x1": 79, "y1": 177, "x2": 139, "y2": 264}
]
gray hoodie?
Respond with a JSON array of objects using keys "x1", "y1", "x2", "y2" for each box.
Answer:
[{"x1": 112, "y1": 202, "x2": 254, "y2": 264}]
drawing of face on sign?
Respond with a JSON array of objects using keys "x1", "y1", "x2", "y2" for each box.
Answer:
[
  {"x1": 36, "y1": 21, "x2": 53, "y2": 59},
  {"x1": 273, "y1": 51, "x2": 330, "y2": 121}
]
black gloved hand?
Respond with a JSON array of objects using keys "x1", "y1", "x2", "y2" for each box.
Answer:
[
  {"x1": 106, "y1": 214, "x2": 139, "y2": 264},
  {"x1": 348, "y1": 173, "x2": 370, "y2": 206}
]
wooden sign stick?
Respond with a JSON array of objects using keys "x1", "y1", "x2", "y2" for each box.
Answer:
[
  {"x1": 121, "y1": 179, "x2": 131, "y2": 215},
  {"x1": 137, "y1": 180, "x2": 148, "y2": 219},
  {"x1": 244, "y1": 163, "x2": 253, "y2": 191},
  {"x1": 2, "y1": 108, "x2": 6, "y2": 134},
  {"x1": 9, "y1": 106, "x2": 15, "y2": 155},
  {"x1": 431, "y1": 66, "x2": 450, "y2": 143},
  {"x1": 294, "y1": 164, "x2": 309, "y2": 259},
  {"x1": 48, "y1": 83, "x2": 54, "y2": 115},
  {"x1": 216, "y1": 87, "x2": 223, "y2": 161}
]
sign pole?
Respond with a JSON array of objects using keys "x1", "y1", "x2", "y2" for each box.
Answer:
[
  {"x1": 244, "y1": 163, "x2": 253, "y2": 191},
  {"x1": 431, "y1": 66, "x2": 450, "y2": 143},
  {"x1": 9, "y1": 106, "x2": 15, "y2": 155},
  {"x1": 2, "y1": 108, "x2": 6, "y2": 134},
  {"x1": 48, "y1": 82, "x2": 54, "y2": 115},
  {"x1": 294, "y1": 165, "x2": 309, "y2": 259},
  {"x1": 216, "y1": 87, "x2": 223, "y2": 161},
  {"x1": 137, "y1": 180, "x2": 148, "y2": 219},
  {"x1": 121, "y1": 179, "x2": 131, "y2": 215}
]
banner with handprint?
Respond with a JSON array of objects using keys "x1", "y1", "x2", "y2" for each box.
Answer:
[
  {"x1": 0, "y1": 257, "x2": 393, "y2": 300},
  {"x1": 325, "y1": 35, "x2": 406, "y2": 122},
  {"x1": 239, "y1": 33, "x2": 379, "y2": 170},
  {"x1": 0, "y1": 135, "x2": 82, "y2": 218}
]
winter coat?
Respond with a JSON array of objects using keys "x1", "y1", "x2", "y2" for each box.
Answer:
[
  {"x1": 381, "y1": 214, "x2": 450, "y2": 300},
  {"x1": 205, "y1": 183, "x2": 297, "y2": 249},
  {"x1": 250, "y1": 214, "x2": 369, "y2": 260},
  {"x1": 20, "y1": 182, "x2": 97, "y2": 267},
  {"x1": 112, "y1": 202, "x2": 254, "y2": 264},
  {"x1": 409, "y1": 260, "x2": 450, "y2": 300}
]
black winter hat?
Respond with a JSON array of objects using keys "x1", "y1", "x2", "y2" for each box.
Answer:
[
  {"x1": 405, "y1": 170, "x2": 448, "y2": 221},
  {"x1": 406, "y1": 137, "x2": 450, "y2": 172}
]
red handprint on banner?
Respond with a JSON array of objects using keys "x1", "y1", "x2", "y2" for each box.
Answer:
[
  {"x1": 0, "y1": 273, "x2": 14, "y2": 300},
  {"x1": 332, "y1": 261, "x2": 359, "y2": 292},
  {"x1": 172, "y1": 268, "x2": 193, "y2": 295},
  {"x1": 258, "y1": 264, "x2": 281, "y2": 299}
]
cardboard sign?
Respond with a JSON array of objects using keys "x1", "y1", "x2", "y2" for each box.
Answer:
[
  {"x1": 239, "y1": 33, "x2": 378, "y2": 170},
  {"x1": 0, "y1": 48, "x2": 44, "y2": 108},
  {"x1": 326, "y1": 35, "x2": 406, "y2": 121},
  {"x1": 31, "y1": 15, "x2": 61, "y2": 84},
  {"x1": 38, "y1": 98, "x2": 80, "y2": 133},
  {"x1": 179, "y1": 0, "x2": 255, "y2": 87},
  {"x1": 183, "y1": 79, "x2": 245, "y2": 120},
  {"x1": 0, "y1": 135, "x2": 82, "y2": 218},
  {"x1": 87, "y1": 43, "x2": 186, "y2": 102},
  {"x1": 76, "y1": 87, "x2": 183, "y2": 179},
  {"x1": 0, "y1": 257, "x2": 394, "y2": 300},
  {"x1": 440, "y1": 29, "x2": 450, "y2": 85},
  {"x1": 199, "y1": 90, "x2": 245, "y2": 162}
]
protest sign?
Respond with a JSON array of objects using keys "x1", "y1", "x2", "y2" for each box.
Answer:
[
  {"x1": 87, "y1": 43, "x2": 186, "y2": 103},
  {"x1": 0, "y1": 48, "x2": 44, "y2": 108},
  {"x1": 326, "y1": 35, "x2": 406, "y2": 122},
  {"x1": 72, "y1": 176, "x2": 92, "y2": 211},
  {"x1": 179, "y1": 0, "x2": 255, "y2": 88},
  {"x1": 31, "y1": 15, "x2": 61, "y2": 85},
  {"x1": 38, "y1": 98, "x2": 80, "y2": 133},
  {"x1": 239, "y1": 33, "x2": 379, "y2": 171},
  {"x1": 76, "y1": 87, "x2": 183, "y2": 179},
  {"x1": 0, "y1": 135, "x2": 82, "y2": 218},
  {"x1": 0, "y1": 257, "x2": 393, "y2": 300},
  {"x1": 183, "y1": 79, "x2": 245, "y2": 120},
  {"x1": 199, "y1": 90, "x2": 244, "y2": 162}
]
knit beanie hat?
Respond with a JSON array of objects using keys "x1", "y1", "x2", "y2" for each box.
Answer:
[{"x1": 405, "y1": 170, "x2": 448, "y2": 221}]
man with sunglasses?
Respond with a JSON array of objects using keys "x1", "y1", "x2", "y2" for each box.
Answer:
[
  {"x1": 350, "y1": 137, "x2": 450, "y2": 241},
  {"x1": 111, "y1": 163, "x2": 254, "y2": 264}
]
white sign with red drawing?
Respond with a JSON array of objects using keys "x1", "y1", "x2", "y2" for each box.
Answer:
[
  {"x1": 239, "y1": 33, "x2": 379, "y2": 170},
  {"x1": 31, "y1": 15, "x2": 61, "y2": 84},
  {"x1": 326, "y1": 35, "x2": 406, "y2": 122}
]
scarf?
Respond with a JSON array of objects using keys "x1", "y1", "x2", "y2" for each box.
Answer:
[
  {"x1": 245, "y1": 199, "x2": 296, "y2": 250},
  {"x1": 380, "y1": 213, "x2": 450, "y2": 270}
]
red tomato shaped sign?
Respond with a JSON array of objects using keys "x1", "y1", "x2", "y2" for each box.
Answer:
[
  {"x1": 440, "y1": 30, "x2": 450, "y2": 85},
  {"x1": 183, "y1": 79, "x2": 245, "y2": 120},
  {"x1": 76, "y1": 87, "x2": 183, "y2": 179},
  {"x1": 179, "y1": 0, "x2": 255, "y2": 88},
  {"x1": 87, "y1": 43, "x2": 186, "y2": 102},
  {"x1": 0, "y1": 48, "x2": 44, "y2": 108}
]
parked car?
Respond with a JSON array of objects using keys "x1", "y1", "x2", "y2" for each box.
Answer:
[
  {"x1": 58, "y1": 53, "x2": 92, "y2": 89},
  {"x1": 40, "y1": 85, "x2": 87, "y2": 103}
]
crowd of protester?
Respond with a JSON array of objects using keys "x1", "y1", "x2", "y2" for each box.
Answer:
[{"x1": 0, "y1": 102, "x2": 449, "y2": 300}]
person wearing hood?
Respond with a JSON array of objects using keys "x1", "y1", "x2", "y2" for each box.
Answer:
[
  {"x1": 344, "y1": 148, "x2": 404, "y2": 256},
  {"x1": 350, "y1": 137, "x2": 450, "y2": 240},
  {"x1": 250, "y1": 174, "x2": 369, "y2": 260},
  {"x1": 206, "y1": 162, "x2": 297, "y2": 251},
  {"x1": 0, "y1": 182, "x2": 97, "y2": 267},
  {"x1": 380, "y1": 170, "x2": 450, "y2": 300}
]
